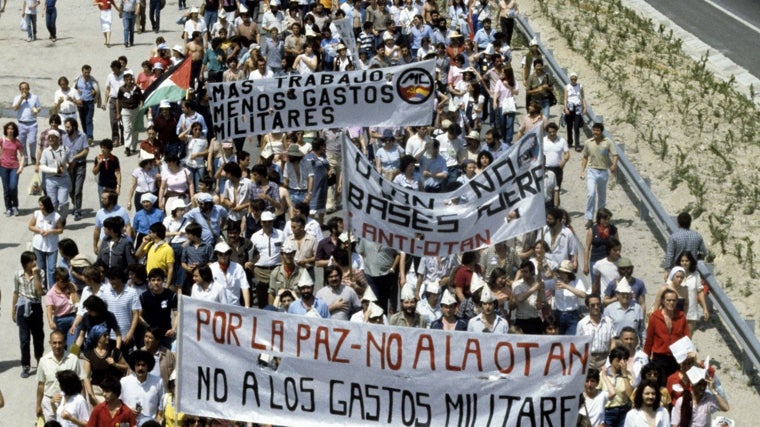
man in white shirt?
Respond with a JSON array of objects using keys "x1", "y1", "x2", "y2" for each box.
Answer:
[
  {"x1": 210, "y1": 242, "x2": 250, "y2": 307},
  {"x1": 120, "y1": 350, "x2": 165, "y2": 426}
]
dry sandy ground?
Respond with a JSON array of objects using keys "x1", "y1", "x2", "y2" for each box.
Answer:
[{"x1": 0, "y1": 0, "x2": 756, "y2": 424}]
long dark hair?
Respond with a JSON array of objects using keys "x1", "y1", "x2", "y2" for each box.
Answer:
[
  {"x1": 39, "y1": 196, "x2": 55, "y2": 214},
  {"x1": 632, "y1": 379, "x2": 661, "y2": 410},
  {"x1": 678, "y1": 250, "x2": 698, "y2": 273}
]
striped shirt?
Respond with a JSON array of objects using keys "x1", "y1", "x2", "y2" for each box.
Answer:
[
  {"x1": 101, "y1": 285, "x2": 141, "y2": 340},
  {"x1": 14, "y1": 269, "x2": 45, "y2": 302},
  {"x1": 576, "y1": 315, "x2": 615, "y2": 354}
]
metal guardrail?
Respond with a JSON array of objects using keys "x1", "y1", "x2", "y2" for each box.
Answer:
[{"x1": 515, "y1": 15, "x2": 760, "y2": 380}]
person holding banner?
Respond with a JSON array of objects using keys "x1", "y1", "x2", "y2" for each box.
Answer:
[
  {"x1": 288, "y1": 271, "x2": 329, "y2": 318},
  {"x1": 467, "y1": 285, "x2": 509, "y2": 333},
  {"x1": 430, "y1": 289, "x2": 468, "y2": 330},
  {"x1": 390, "y1": 286, "x2": 428, "y2": 328},
  {"x1": 316, "y1": 265, "x2": 362, "y2": 321},
  {"x1": 511, "y1": 259, "x2": 546, "y2": 335}
]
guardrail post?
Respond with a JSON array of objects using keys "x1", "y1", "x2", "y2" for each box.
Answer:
[{"x1": 744, "y1": 319, "x2": 757, "y2": 381}]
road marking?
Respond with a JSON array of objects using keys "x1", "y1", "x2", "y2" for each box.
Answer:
[{"x1": 703, "y1": 0, "x2": 760, "y2": 35}]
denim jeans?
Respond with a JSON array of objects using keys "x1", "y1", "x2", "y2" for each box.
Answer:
[
  {"x1": 540, "y1": 98, "x2": 551, "y2": 120},
  {"x1": 17, "y1": 302, "x2": 45, "y2": 368},
  {"x1": 553, "y1": 309, "x2": 580, "y2": 335},
  {"x1": 122, "y1": 11, "x2": 136, "y2": 45},
  {"x1": 34, "y1": 248, "x2": 57, "y2": 290},
  {"x1": 500, "y1": 110, "x2": 516, "y2": 146},
  {"x1": 78, "y1": 100, "x2": 96, "y2": 139},
  {"x1": 53, "y1": 314, "x2": 76, "y2": 347},
  {"x1": 44, "y1": 174, "x2": 71, "y2": 222},
  {"x1": 25, "y1": 13, "x2": 37, "y2": 39},
  {"x1": 0, "y1": 166, "x2": 19, "y2": 211},
  {"x1": 585, "y1": 168, "x2": 609, "y2": 221},
  {"x1": 604, "y1": 404, "x2": 630, "y2": 427},
  {"x1": 45, "y1": 7, "x2": 57, "y2": 38},
  {"x1": 203, "y1": 10, "x2": 218, "y2": 33}
]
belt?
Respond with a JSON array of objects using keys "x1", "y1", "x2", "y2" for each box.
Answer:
[
  {"x1": 255, "y1": 265, "x2": 276, "y2": 270},
  {"x1": 55, "y1": 312, "x2": 76, "y2": 319},
  {"x1": 288, "y1": 188, "x2": 307, "y2": 193}
]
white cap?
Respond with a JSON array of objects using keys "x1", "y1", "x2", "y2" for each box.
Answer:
[
  {"x1": 197, "y1": 192, "x2": 214, "y2": 203},
  {"x1": 164, "y1": 197, "x2": 187, "y2": 216},
  {"x1": 426, "y1": 280, "x2": 440, "y2": 295},
  {"x1": 190, "y1": 6, "x2": 200, "y2": 13},
  {"x1": 480, "y1": 285, "x2": 496, "y2": 303},
  {"x1": 383, "y1": 32, "x2": 394, "y2": 41},
  {"x1": 367, "y1": 302, "x2": 384, "y2": 318},
  {"x1": 159, "y1": 99, "x2": 171, "y2": 109},
  {"x1": 400, "y1": 285, "x2": 416, "y2": 301},
  {"x1": 362, "y1": 287, "x2": 378, "y2": 302},
  {"x1": 261, "y1": 211, "x2": 276, "y2": 222},
  {"x1": 172, "y1": 44, "x2": 184, "y2": 53},
  {"x1": 440, "y1": 289, "x2": 457, "y2": 305},
  {"x1": 529, "y1": 37, "x2": 539, "y2": 46},
  {"x1": 214, "y1": 242, "x2": 232, "y2": 253},
  {"x1": 47, "y1": 130, "x2": 60, "y2": 138},
  {"x1": 297, "y1": 270, "x2": 314, "y2": 288},
  {"x1": 153, "y1": 62, "x2": 164, "y2": 70},
  {"x1": 140, "y1": 193, "x2": 158, "y2": 204},
  {"x1": 281, "y1": 241, "x2": 296, "y2": 253},
  {"x1": 470, "y1": 274, "x2": 486, "y2": 294},
  {"x1": 616, "y1": 277, "x2": 632, "y2": 294}
]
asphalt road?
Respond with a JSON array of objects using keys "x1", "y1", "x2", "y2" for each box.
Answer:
[{"x1": 644, "y1": 0, "x2": 760, "y2": 79}]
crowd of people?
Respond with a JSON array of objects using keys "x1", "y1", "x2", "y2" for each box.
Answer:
[{"x1": 1, "y1": 0, "x2": 734, "y2": 426}]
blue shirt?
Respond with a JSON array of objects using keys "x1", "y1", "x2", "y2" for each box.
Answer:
[
  {"x1": 63, "y1": 131, "x2": 89, "y2": 162},
  {"x1": 473, "y1": 28, "x2": 495, "y2": 49},
  {"x1": 288, "y1": 297, "x2": 330, "y2": 318},
  {"x1": 95, "y1": 205, "x2": 131, "y2": 241},
  {"x1": 14, "y1": 93, "x2": 41, "y2": 123},
  {"x1": 132, "y1": 207, "x2": 165, "y2": 236},
  {"x1": 74, "y1": 75, "x2": 98, "y2": 102},
  {"x1": 410, "y1": 24, "x2": 432, "y2": 49},
  {"x1": 183, "y1": 206, "x2": 229, "y2": 246}
]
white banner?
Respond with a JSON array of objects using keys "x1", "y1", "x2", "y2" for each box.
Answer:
[
  {"x1": 342, "y1": 128, "x2": 546, "y2": 256},
  {"x1": 177, "y1": 298, "x2": 590, "y2": 426},
  {"x1": 331, "y1": 18, "x2": 362, "y2": 71},
  {"x1": 207, "y1": 61, "x2": 436, "y2": 138}
]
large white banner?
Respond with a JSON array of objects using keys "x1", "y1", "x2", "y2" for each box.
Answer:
[
  {"x1": 207, "y1": 61, "x2": 436, "y2": 138},
  {"x1": 342, "y1": 128, "x2": 546, "y2": 256},
  {"x1": 177, "y1": 298, "x2": 590, "y2": 426}
]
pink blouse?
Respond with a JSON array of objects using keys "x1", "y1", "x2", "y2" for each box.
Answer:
[{"x1": 0, "y1": 137, "x2": 23, "y2": 169}]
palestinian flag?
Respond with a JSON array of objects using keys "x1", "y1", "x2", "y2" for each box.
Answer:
[{"x1": 135, "y1": 58, "x2": 192, "y2": 130}]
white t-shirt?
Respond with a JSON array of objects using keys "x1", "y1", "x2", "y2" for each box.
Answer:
[
  {"x1": 543, "y1": 135, "x2": 569, "y2": 168},
  {"x1": 580, "y1": 390, "x2": 609, "y2": 427}
]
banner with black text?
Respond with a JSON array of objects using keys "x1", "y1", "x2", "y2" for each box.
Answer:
[
  {"x1": 342, "y1": 127, "x2": 546, "y2": 256},
  {"x1": 177, "y1": 298, "x2": 590, "y2": 426},
  {"x1": 207, "y1": 61, "x2": 436, "y2": 138}
]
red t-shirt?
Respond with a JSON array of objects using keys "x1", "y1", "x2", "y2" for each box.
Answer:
[{"x1": 87, "y1": 401, "x2": 137, "y2": 426}]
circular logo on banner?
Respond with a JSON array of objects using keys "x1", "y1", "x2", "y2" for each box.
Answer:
[{"x1": 396, "y1": 68, "x2": 434, "y2": 105}]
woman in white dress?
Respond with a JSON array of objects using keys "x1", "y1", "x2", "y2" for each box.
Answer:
[{"x1": 678, "y1": 250, "x2": 709, "y2": 336}]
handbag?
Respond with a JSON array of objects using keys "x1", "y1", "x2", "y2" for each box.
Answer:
[
  {"x1": 548, "y1": 90, "x2": 558, "y2": 106},
  {"x1": 29, "y1": 172, "x2": 42, "y2": 195},
  {"x1": 503, "y1": 96, "x2": 517, "y2": 113},
  {"x1": 20, "y1": 18, "x2": 28, "y2": 32},
  {"x1": 576, "y1": 398, "x2": 592, "y2": 427}
]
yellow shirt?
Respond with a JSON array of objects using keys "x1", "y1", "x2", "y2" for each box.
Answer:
[
  {"x1": 146, "y1": 241, "x2": 175, "y2": 275},
  {"x1": 162, "y1": 393, "x2": 184, "y2": 427}
]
